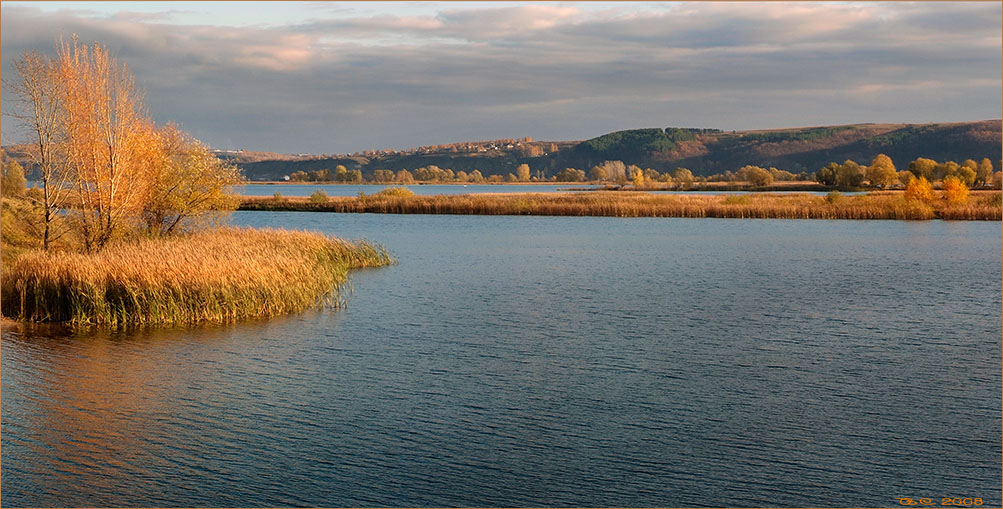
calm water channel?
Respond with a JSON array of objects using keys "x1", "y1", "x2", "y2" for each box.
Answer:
[{"x1": 2, "y1": 214, "x2": 1000, "y2": 507}]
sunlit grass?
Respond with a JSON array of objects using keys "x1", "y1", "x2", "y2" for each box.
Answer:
[
  {"x1": 1, "y1": 227, "x2": 394, "y2": 326},
  {"x1": 239, "y1": 190, "x2": 1001, "y2": 220}
]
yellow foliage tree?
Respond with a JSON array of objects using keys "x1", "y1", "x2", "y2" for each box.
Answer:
[
  {"x1": 867, "y1": 153, "x2": 897, "y2": 188},
  {"x1": 904, "y1": 176, "x2": 934, "y2": 202},
  {"x1": 10, "y1": 51, "x2": 74, "y2": 249},
  {"x1": 57, "y1": 38, "x2": 157, "y2": 250},
  {"x1": 143, "y1": 124, "x2": 243, "y2": 235},
  {"x1": 941, "y1": 176, "x2": 969, "y2": 205},
  {"x1": 632, "y1": 168, "x2": 645, "y2": 188},
  {"x1": 516, "y1": 163, "x2": 531, "y2": 182},
  {"x1": 908, "y1": 158, "x2": 937, "y2": 180},
  {"x1": 975, "y1": 158, "x2": 994, "y2": 187}
]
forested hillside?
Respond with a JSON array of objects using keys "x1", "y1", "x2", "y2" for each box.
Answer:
[{"x1": 5, "y1": 120, "x2": 1000, "y2": 181}]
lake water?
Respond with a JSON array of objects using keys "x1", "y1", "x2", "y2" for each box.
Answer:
[{"x1": 2, "y1": 214, "x2": 1000, "y2": 507}]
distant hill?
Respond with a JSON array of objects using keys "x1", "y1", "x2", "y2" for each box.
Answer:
[
  {"x1": 233, "y1": 120, "x2": 1001, "y2": 180},
  {"x1": 5, "y1": 120, "x2": 1000, "y2": 180}
]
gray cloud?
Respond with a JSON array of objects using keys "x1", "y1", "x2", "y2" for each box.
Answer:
[{"x1": 2, "y1": 2, "x2": 1000, "y2": 153}]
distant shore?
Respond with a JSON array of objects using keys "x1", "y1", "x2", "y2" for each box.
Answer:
[
  {"x1": 238, "y1": 190, "x2": 1001, "y2": 220},
  {"x1": 245, "y1": 180, "x2": 576, "y2": 186},
  {"x1": 242, "y1": 180, "x2": 836, "y2": 192}
]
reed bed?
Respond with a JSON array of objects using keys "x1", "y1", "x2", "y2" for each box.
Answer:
[
  {"x1": 242, "y1": 191, "x2": 1001, "y2": 220},
  {"x1": 1, "y1": 227, "x2": 394, "y2": 326}
]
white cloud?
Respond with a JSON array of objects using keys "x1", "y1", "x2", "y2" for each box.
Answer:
[{"x1": 2, "y1": 2, "x2": 1000, "y2": 153}]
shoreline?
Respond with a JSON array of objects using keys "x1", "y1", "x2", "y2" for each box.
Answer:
[
  {"x1": 237, "y1": 190, "x2": 1001, "y2": 221},
  {"x1": 242, "y1": 180, "x2": 841, "y2": 192},
  {"x1": 1, "y1": 228, "x2": 394, "y2": 327}
]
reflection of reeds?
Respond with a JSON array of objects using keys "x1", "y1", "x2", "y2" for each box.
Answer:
[
  {"x1": 240, "y1": 191, "x2": 1002, "y2": 220},
  {"x1": 1, "y1": 227, "x2": 394, "y2": 326}
]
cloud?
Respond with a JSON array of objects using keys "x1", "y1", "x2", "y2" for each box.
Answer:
[{"x1": 2, "y1": 2, "x2": 1000, "y2": 153}]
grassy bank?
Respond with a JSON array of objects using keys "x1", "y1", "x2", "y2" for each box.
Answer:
[
  {"x1": 239, "y1": 190, "x2": 1001, "y2": 220},
  {"x1": 1, "y1": 227, "x2": 394, "y2": 326}
]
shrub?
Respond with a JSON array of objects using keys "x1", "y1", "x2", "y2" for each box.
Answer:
[
  {"x1": 941, "y1": 176, "x2": 969, "y2": 205},
  {"x1": 374, "y1": 186, "x2": 415, "y2": 199},
  {"x1": 309, "y1": 189, "x2": 329, "y2": 203},
  {"x1": 272, "y1": 192, "x2": 284, "y2": 201},
  {"x1": 1, "y1": 160, "x2": 27, "y2": 198},
  {"x1": 744, "y1": 166, "x2": 774, "y2": 187},
  {"x1": 905, "y1": 177, "x2": 934, "y2": 201},
  {"x1": 826, "y1": 191, "x2": 842, "y2": 204}
]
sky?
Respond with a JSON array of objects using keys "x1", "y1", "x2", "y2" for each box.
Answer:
[{"x1": 2, "y1": 1, "x2": 1001, "y2": 154}]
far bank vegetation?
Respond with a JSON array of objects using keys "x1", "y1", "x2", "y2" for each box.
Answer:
[
  {"x1": 278, "y1": 153, "x2": 1001, "y2": 196},
  {"x1": 242, "y1": 188, "x2": 1001, "y2": 221}
]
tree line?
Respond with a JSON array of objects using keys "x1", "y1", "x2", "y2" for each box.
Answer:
[
  {"x1": 2, "y1": 38, "x2": 242, "y2": 252},
  {"x1": 813, "y1": 154, "x2": 998, "y2": 189},
  {"x1": 276, "y1": 153, "x2": 1002, "y2": 193}
]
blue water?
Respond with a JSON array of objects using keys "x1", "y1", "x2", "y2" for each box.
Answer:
[{"x1": 2, "y1": 214, "x2": 1000, "y2": 507}]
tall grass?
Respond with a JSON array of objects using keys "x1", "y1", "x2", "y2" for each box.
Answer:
[
  {"x1": 1, "y1": 227, "x2": 394, "y2": 326},
  {"x1": 239, "y1": 191, "x2": 1001, "y2": 220}
]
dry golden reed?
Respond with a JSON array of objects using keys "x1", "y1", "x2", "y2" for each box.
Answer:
[
  {"x1": 1, "y1": 227, "x2": 393, "y2": 326},
  {"x1": 240, "y1": 191, "x2": 1001, "y2": 220}
]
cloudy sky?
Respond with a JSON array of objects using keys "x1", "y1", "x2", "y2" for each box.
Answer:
[{"x1": 2, "y1": 1, "x2": 1000, "y2": 154}]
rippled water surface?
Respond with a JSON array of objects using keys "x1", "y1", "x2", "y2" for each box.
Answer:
[{"x1": 3, "y1": 214, "x2": 1000, "y2": 507}]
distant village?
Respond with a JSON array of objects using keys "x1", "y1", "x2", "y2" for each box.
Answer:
[{"x1": 211, "y1": 137, "x2": 564, "y2": 163}]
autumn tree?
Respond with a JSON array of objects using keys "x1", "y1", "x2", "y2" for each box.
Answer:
[
  {"x1": 956, "y1": 166, "x2": 977, "y2": 187},
  {"x1": 866, "y1": 154, "x2": 897, "y2": 188},
  {"x1": 632, "y1": 168, "x2": 646, "y2": 188},
  {"x1": 739, "y1": 165, "x2": 773, "y2": 186},
  {"x1": 588, "y1": 166, "x2": 606, "y2": 182},
  {"x1": 142, "y1": 124, "x2": 242, "y2": 236},
  {"x1": 372, "y1": 169, "x2": 395, "y2": 183},
  {"x1": 57, "y1": 38, "x2": 157, "y2": 250},
  {"x1": 976, "y1": 158, "x2": 994, "y2": 187},
  {"x1": 516, "y1": 163, "x2": 531, "y2": 182},
  {"x1": 908, "y1": 158, "x2": 937, "y2": 180},
  {"x1": 671, "y1": 167, "x2": 694, "y2": 189},
  {"x1": 934, "y1": 161, "x2": 960, "y2": 181},
  {"x1": 555, "y1": 168, "x2": 585, "y2": 182},
  {"x1": 836, "y1": 160, "x2": 865, "y2": 188},
  {"x1": 9, "y1": 51, "x2": 74, "y2": 249},
  {"x1": 941, "y1": 176, "x2": 969, "y2": 205},
  {"x1": 395, "y1": 169, "x2": 414, "y2": 183},
  {"x1": 1, "y1": 159, "x2": 27, "y2": 198},
  {"x1": 594, "y1": 160, "x2": 627, "y2": 183},
  {"x1": 814, "y1": 163, "x2": 838, "y2": 186},
  {"x1": 905, "y1": 176, "x2": 934, "y2": 201}
]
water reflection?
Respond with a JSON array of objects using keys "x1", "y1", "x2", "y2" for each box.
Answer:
[{"x1": 3, "y1": 217, "x2": 1001, "y2": 507}]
